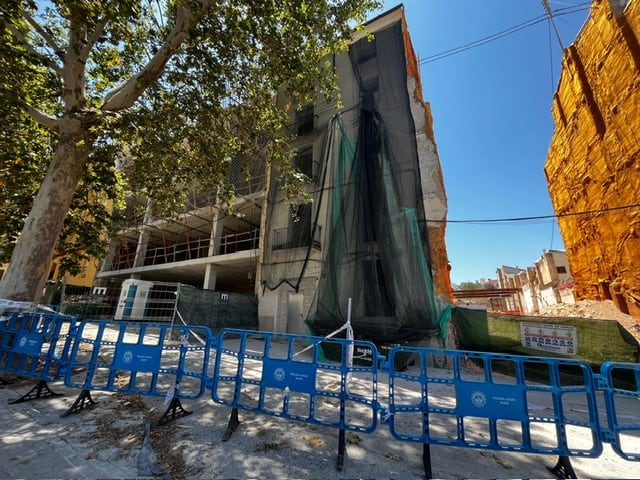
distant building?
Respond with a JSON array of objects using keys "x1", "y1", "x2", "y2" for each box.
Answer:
[
  {"x1": 2, "y1": 254, "x2": 98, "y2": 294},
  {"x1": 495, "y1": 265, "x2": 526, "y2": 313},
  {"x1": 496, "y1": 265, "x2": 526, "y2": 289},
  {"x1": 545, "y1": 0, "x2": 640, "y2": 319},
  {"x1": 534, "y1": 250, "x2": 574, "y2": 309},
  {"x1": 495, "y1": 251, "x2": 574, "y2": 314}
]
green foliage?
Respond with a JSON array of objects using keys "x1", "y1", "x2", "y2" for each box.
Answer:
[
  {"x1": 0, "y1": 0, "x2": 381, "y2": 274},
  {"x1": 458, "y1": 281, "x2": 485, "y2": 290},
  {"x1": 0, "y1": 6, "x2": 122, "y2": 267}
]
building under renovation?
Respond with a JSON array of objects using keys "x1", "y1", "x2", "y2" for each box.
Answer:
[
  {"x1": 96, "y1": 6, "x2": 452, "y2": 343},
  {"x1": 545, "y1": 0, "x2": 640, "y2": 319}
]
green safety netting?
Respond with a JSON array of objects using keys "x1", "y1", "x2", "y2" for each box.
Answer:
[
  {"x1": 260, "y1": 22, "x2": 450, "y2": 350},
  {"x1": 307, "y1": 112, "x2": 448, "y2": 345}
]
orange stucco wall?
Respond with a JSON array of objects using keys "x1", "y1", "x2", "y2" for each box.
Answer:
[{"x1": 545, "y1": 0, "x2": 640, "y2": 317}]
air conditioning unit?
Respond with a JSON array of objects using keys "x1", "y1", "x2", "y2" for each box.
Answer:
[{"x1": 114, "y1": 279, "x2": 154, "y2": 320}]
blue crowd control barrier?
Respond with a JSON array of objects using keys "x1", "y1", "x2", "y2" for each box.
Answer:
[
  {"x1": 64, "y1": 320, "x2": 212, "y2": 424},
  {"x1": 0, "y1": 311, "x2": 76, "y2": 403},
  {"x1": 211, "y1": 328, "x2": 381, "y2": 470},
  {"x1": 600, "y1": 362, "x2": 640, "y2": 461},
  {"x1": 386, "y1": 347, "x2": 603, "y2": 478}
]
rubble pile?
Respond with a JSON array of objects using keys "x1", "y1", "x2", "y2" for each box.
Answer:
[
  {"x1": 538, "y1": 299, "x2": 635, "y2": 322},
  {"x1": 539, "y1": 299, "x2": 640, "y2": 346}
]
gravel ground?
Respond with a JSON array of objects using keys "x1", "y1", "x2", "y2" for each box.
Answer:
[{"x1": 1, "y1": 370, "x2": 638, "y2": 479}]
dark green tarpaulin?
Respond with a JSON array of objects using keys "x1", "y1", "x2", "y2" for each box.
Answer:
[
  {"x1": 176, "y1": 285, "x2": 257, "y2": 334},
  {"x1": 453, "y1": 306, "x2": 639, "y2": 366}
]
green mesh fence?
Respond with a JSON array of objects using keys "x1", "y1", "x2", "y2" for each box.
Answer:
[
  {"x1": 176, "y1": 285, "x2": 258, "y2": 334},
  {"x1": 453, "y1": 306, "x2": 639, "y2": 366}
]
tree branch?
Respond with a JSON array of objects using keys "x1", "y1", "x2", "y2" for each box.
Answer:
[
  {"x1": 101, "y1": 5, "x2": 201, "y2": 112},
  {"x1": 7, "y1": 23, "x2": 63, "y2": 75},
  {"x1": 22, "y1": 10, "x2": 66, "y2": 63},
  {"x1": 79, "y1": 17, "x2": 108, "y2": 64},
  {"x1": 21, "y1": 100, "x2": 60, "y2": 131}
]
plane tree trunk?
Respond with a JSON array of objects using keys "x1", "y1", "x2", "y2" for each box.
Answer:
[
  {"x1": 0, "y1": 115, "x2": 93, "y2": 302},
  {"x1": 0, "y1": 3, "x2": 200, "y2": 304}
]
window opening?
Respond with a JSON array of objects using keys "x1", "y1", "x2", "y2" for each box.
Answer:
[{"x1": 295, "y1": 105, "x2": 314, "y2": 136}]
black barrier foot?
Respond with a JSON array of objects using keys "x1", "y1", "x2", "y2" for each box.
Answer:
[
  {"x1": 0, "y1": 378, "x2": 10, "y2": 386},
  {"x1": 336, "y1": 429, "x2": 345, "y2": 471},
  {"x1": 547, "y1": 455, "x2": 577, "y2": 479},
  {"x1": 155, "y1": 397, "x2": 192, "y2": 428},
  {"x1": 61, "y1": 389, "x2": 97, "y2": 417},
  {"x1": 8, "y1": 380, "x2": 63, "y2": 404},
  {"x1": 222, "y1": 408, "x2": 240, "y2": 441},
  {"x1": 423, "y1": 444, "x2": 433, "y2": 479}
]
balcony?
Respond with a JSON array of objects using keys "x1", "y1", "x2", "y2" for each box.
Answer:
[
  {"x1": 107, "y1": 230, "x2": 260, "y2": 272},
  {"x1": 144, "y1": 238, "x2": 211, "y2": 266}
]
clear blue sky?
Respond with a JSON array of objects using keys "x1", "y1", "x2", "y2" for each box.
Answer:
[{"x1": 376, "y1": 1, "x2": 590, "y2": 285}]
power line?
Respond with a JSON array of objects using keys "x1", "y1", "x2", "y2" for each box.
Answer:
[
  {"x1": 419, "y1": 3, "x2": 590, "y2": 65},
  {"x1": 427, "y1": 202, "x2": 640, "y2": 224},
  {"x1": 542, "y1": 0, "x2": 565, "y2": 48}
]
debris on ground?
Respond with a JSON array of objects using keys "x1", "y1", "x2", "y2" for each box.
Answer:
[{"x1": 538, "y1": 299, "x2": 636, "y2": 322}]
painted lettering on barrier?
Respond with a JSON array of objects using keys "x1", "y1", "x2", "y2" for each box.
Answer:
[
  {"x1": 262, "y1": 358, "x2": 316, "y2": 394},
  {"x1": 457, "y1": 382, "x2": 526, "y2": 421},
  {"x1": 113, "y1": 344, "x2": 161, "y2": 372},
  {"x1": 0, "y1": 312, "x2": 75, "y2": 383},
  {"x1": 13, "y1": 332, "x2": 44, "y2": 355}
]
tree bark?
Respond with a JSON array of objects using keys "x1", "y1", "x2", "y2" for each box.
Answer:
[
  {"x1": 0, "y1": 1, "x2": 209, "y2": 303},
  {"x1": 0, "y1": 116, "x2": 92, "y2": 302}
]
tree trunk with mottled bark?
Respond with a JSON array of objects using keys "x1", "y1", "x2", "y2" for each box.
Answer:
[{"x1": 0, "y1": 116, "x2": 92, "y2": 302}]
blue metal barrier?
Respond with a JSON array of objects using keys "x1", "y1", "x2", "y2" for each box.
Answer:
[
  {"x1": 64, "y1": 320, "x2": 212, "y2": 423},
  {"x1": 600, "y1": 362, "x2": 640, "y2": 461},
  {"x1": 0, "y1": 311, "x2": 76, "y2": 403},
  {"x1": 210, "y1": 328, "x2": 381, "y2": 469},
  {"x1": 0, "y1": 311, "x2": 75, "y2": 381},
  {"x1": 2, "y1": 316, "x2": 638, "y2": 477},
  {"x1": 386, "y1": 346, "x2": 604, "y2": 478}
]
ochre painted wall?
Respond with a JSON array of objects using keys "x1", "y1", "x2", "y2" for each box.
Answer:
[{"x1": 545, "y1": 0, "x2": 640, "y2": 318}]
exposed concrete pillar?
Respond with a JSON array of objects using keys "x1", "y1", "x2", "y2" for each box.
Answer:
[
  {"x1": 203, "y1": 265, "x2": 217, "y2": 291},
  {"x1": 99, "y1": 241, "x2": 118, "y2": 274},
  {"x1": 203, "y1": 213, "x2": 224, "y2": 291},
  {"x1": 210, "y1": 213, "x2": 224, "y2": 256},
  {"x1": 133, "y1": 201, "x2": 152, "y2": 268}
]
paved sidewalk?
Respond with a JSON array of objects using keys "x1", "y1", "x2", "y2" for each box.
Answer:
[{"x1": 1, "y1": 377, "x2": 639, "y2": 479}]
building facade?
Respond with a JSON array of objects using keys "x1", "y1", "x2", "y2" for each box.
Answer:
[
  {"x1": 495, "y1": 250, "x2": 574, "y2": 314},
  {"x1": 97, "y1": 6, "x2": 452, "y2": 339},
  {"x1": 545, "y1": 0, "x2": 640, "y2": 318}
]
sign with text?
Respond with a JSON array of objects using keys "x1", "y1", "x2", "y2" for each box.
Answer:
[
  {"x1": 456, "y1": 381, "x2": 526, "y2": 421},
  {"x1": 13, "y1": 332, "x2": 45, "y2": 355},
  {"x1": 113, "y1": 344, "x2": 161, "y2": 372},
  {"x1": 262, "y1": 358, "x2": 317, "y2": 395},
  {"x1": 521, "y1": 322, "x2": 577, "y2": 355}
]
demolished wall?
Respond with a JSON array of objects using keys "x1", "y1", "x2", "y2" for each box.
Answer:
[
  {"x1": 545, "y1": 0, "x2": 640, "y2": 318},
  {"x1": 401, "y1": 14, "x2": 452, "y2": 303}
]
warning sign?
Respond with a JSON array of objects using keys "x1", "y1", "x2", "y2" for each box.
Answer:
[{"x1": 520, "y1": 322, "x2": 578, "y2": 355}]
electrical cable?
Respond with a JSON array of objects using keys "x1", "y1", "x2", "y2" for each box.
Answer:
[
  {"x1": 546, "y1": 7, "x2": 557, "y2": 250},
  {"x1": 419, "y1": 3, "x2": 590, "y2": 65},
  {"x1": 426, "y1": 202, "x2": 640, "y2": 224}
]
